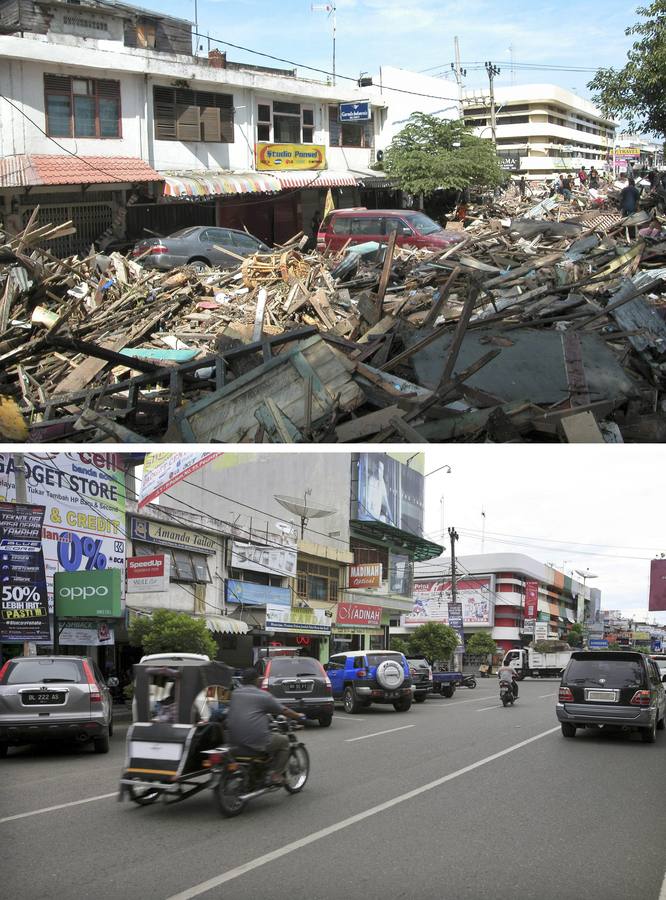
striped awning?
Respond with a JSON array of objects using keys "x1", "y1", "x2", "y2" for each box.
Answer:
[
  {"x1": 272, "y1": 170, "x2": 358, "y2": 189},
  {"x1": 206, "y1": 615, "x2": 249, "y2": 635},
  {"x1": 163, "y1": 172, "x2": 282, "y2": 200}
]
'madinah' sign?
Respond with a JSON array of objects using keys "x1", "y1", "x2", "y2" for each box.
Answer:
[{"x1": 336, "y1": 603, "x2": 382, "y2": 628}]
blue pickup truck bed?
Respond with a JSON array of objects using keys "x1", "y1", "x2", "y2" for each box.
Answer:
[{"x1": 432, "y1": 671, "x2": 462, "y2": 698}]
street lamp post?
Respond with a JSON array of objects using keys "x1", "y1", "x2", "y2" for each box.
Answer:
[{"x1": 575, "y1": 568, "x2": 598, "y2": 625}]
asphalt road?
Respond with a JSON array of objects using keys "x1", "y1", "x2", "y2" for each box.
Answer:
[{"x1": 2, "y1": 680, "x2": 665, "y2": 900}]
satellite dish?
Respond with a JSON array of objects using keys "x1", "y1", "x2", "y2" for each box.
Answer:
[{"x1": 274, "y1": 495, "x2": 335, "y2": 519}]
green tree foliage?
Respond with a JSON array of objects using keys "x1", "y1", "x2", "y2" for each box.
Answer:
[
  {"x1": 588, "y1": 2, "x2": 666, "y2": 135},
  {"x1": 465, "y1": 632, "x2": 498, "y2": 658},
  {"x1": 407, "y1": 622, "x2": 460, "y2": 665},
  {"x1": 565, "y1": 623, "x2": 585, "y2": 648},
  {"x1": 389, "y1": 636, "x2": 411, "y2": 655},
  {"x1": 128, "y1": 609, "x2": 217, "y2": 658},
  {"x1": 382, "y1": 113, "x2": 507, "y2": 194}
]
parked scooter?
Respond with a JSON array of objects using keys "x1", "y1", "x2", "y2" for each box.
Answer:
[
  {"x1": 499, "y1": 679, "x2": 516, "y2": 707},
  {"x1": 206, "y1": 716, "x2": 309, "y2": 817},
  {"x1": 461, "y1": 674, "x2": 477, "y2": 689}
]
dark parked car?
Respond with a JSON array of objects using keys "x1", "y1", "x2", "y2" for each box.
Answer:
[
  {"x1": 556, "y1": 650, "x2": 666, "y2": 742},
  {"x1": 406, "y1": 657, "x2": 433, "y2": 703},
  {"x1": 132, "y1": 226, "x2": 270, "y2": 272},
  {"x1": 0, "y1": 655, "x2": 113, "y2": 756},
  {"x1": 326, "y1": 651, "x2": 413, "y2": 713},
  {"x1": 256, "y1": 655, "x2": 334, "y2": 727}
]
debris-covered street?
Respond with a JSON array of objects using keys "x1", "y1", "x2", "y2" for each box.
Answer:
[{"x1": 2, "y1": 182, "x2": 666, "y2": 443}]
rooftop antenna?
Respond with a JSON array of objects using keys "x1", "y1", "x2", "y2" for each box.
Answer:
[
  {"x1": 507, "y1": 45, "x2": 515, "y2": 85},
  {"x1": 312, "y1": 2, "x2": 337, "y2": 84},
  {"x1": 274, "y1": 489, "x2": 335, "y2": 539},
  {"x1": 481, "y1": 509, "x2": 486, "y2": 553}
]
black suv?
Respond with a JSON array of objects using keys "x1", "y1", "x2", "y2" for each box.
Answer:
[
  {"x1": 405, "y1": 657, "x2": 433, "y2": 703},
  {"x1": 256, "y1": 655, "x2": 334, "y2": 727},
  {"x1": 556, "y1": 650, "x2": 666, "y2": 742}
]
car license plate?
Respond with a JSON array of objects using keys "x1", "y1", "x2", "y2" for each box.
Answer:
[
  {"x1": 586, "y1": 689, "x2": 618, "y2": 702},
  {"x1": 286, "y1": 682, "x2": 308, "y2": 691},
  {"x1": 23, "y1": 692, "x2": 66, "y2": 705}
]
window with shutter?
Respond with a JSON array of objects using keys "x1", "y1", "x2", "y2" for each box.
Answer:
[
  {"x1": 152, "y1": 87, "x2": 233, "y2": 143},
  {"x1": 44, "y1": 73, "x2": 120, "y2": 138},
  {"x1": 153, "y1": 86, "x2": 177, "y2": 140}
]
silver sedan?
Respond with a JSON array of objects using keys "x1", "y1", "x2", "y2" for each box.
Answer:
[{"x1": 132, "y1": 225, "x2": 270, "y2": 272}]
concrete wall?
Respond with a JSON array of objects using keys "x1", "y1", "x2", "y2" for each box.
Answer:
[{"x1": 166, "y1": 453, "x2": 352, "y2": 556}]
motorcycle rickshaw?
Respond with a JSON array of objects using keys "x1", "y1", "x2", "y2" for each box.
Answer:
[{"x1": 118, "y1": 655, "x2": 233, "y2": 807}]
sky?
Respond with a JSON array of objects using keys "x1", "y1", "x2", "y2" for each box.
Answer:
[
  {"x1": 137, "y1": 0, "x2": 641, "y2": 106},
  {"x1": 419, "y1": 445, "x2": 665, "y2": 626}
]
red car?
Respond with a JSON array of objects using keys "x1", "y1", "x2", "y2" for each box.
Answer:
[{"x1": 317, "y1": 208, "x2": 463, "y2": 253}]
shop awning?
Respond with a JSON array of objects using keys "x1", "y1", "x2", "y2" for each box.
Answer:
[
  {"x1": 352, "y1": 169, "x2": 397, "y2": 189},
  {"x1": 162, "y1": 172, "x2": 282, "y2": 200},
  {"x1": 0, "y1": 154, "x2": 162, "y2": 187},
  {"x1": 206, "y1": 615, "x2": 249, "y2": 635},
  {"x1": 350, "y1": 520, "x2": 443, "y2": 562},
  {"x1": 271, "y1": 170, "x2": 358, "y2": 189}
]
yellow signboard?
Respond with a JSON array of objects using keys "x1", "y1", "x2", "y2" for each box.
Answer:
[
  {"x1": 613, "y1": 147, "x2": 641, "y2": 157},
  {"x1": 255, "y1": 143, "x2": 326, "y2": 171}
]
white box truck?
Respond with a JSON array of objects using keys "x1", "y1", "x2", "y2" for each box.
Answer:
[{"x1": 502, "y1": 645, "x2": 573, "y2": 679}]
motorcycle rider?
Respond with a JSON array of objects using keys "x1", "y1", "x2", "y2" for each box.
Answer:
[
  {"x1": 497, "y1": 663, "x2": 519, "y2": 699},
  {"x1": 227, "y1": 668, "x2": 306, "y2": 784}
]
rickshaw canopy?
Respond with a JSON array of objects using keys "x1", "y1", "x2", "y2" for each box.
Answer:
[{"x1": 133, "y1": 656, "x2": 233, "y2": 724}]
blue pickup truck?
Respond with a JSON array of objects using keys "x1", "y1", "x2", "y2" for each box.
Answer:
[{"x1": 406, "y1": 657, "x2": 462, "y2": 700}]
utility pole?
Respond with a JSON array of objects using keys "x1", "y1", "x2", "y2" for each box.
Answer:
[
  {"x1": 485, "y1": 61, "x2": 501, "y2": 145},
  {"x1": 450, "y1": 37, "x2": 467, "y2": 114},
  {"x1": 448, "y1": 526, "x2": 459, "y2": 603},
  {"x1": 480, "y1": 509, "x2": 486, "y2": 554}
]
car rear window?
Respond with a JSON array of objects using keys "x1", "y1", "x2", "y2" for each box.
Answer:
[
  {"x1": 367, "y1": 653, "x2": 404, "y2": 667},
  {"x1": 4, "y1": 659, "x2": 84, "y2": 684},
  {"x1": 269, "y1": 658, "x2": 322, "y2": 676},
  {"x1": 566, "y1": 658, "x2": 644, "y2": 688}
]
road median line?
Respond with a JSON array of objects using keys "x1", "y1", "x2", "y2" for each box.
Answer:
[
  {"x1": 0, "y1": 792, "x2": 117, "y2": 824},
  {"x1": 165, "y1": 725, "x2": 560, "y2": 900}
]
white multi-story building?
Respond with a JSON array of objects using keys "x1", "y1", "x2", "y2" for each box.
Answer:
[
  {"x1": 0, "y1": 0, "x2": 398, "y2": 252},
  {"x1": 462, "y1": 84, "x2": 616, "y2": 180}
]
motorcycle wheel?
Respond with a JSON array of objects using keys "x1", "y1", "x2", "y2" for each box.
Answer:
[
  {"x1": 501, "y1": 694, "x2": 510, "y2": 707},
  {"x1": 284, "y1": 746, "x2": 310, "y2": 794},
  {"x1": 127, "y1": 780, "x2": 161, "y2": 806},
  {"x1": 467, "y1": 679, "x2": 477, "y2": 689},
  {"x1": 215, "y1": 771, "x2": 247, "y2": 817}
]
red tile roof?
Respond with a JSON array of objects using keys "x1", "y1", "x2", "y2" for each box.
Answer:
[{"x1": 0, "y1": 154, "x2": 162, "y2": 187}]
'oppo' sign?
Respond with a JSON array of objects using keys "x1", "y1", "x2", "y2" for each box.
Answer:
[{"x1": 54, "y1": 569, "x2": 122, "y2": 618}]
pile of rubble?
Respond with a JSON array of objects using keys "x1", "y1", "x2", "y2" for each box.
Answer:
[{"x1": 2, "y1": 193, "x2": 666, "y2": 444}]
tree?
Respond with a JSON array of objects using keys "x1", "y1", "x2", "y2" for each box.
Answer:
[
  {"x1": 390, "y1": 636, "x2": 411, "y2": 655},
  {"x1": 465, "y1": 633, "x2": 498, "y2": 658},
  {"x1": 407, "y1": 622, "x2": 460, "y2": 665},
  {"x1": 382, "y1": 113, "x2": 507, "y2": 195},
  {"x1": 588, "y1": 2, "x2": 666, "y2": 136},
  {"x1": 565, "y1": 623, "x2": 584, "y2": 648},
  {"x1": 128, "y1": 609, "x2": 217, "y2": 658}
]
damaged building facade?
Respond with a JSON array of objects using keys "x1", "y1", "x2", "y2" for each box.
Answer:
[{"x1": 0, "y1": 0, "x2": 401, "y2": 254}]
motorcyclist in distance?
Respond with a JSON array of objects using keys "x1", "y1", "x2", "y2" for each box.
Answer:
[
  {"x1": 497, "y1": 663, "x2": 519, "y2": 699},
  {"x1": 227, "y1": 668, "x2": 305, "y2": 784}
]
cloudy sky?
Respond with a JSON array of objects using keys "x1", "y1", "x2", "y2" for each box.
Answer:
[
  {"x1": 138, "y1": 0, "x2": 640, "y2": 102},
  {"x1": 419, "y1": 445, "x2": 665, "y2": 625}
]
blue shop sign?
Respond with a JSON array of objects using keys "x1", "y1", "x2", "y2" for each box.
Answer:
[
  {"x1": 226, "y1": 579, "x2": 290, "y2": 607},
  {"x1": 588, "y1": 638, "x2": 609, "y2": 649},
  {"x1": 339, "y1": 101, "x2": 371, "y2": 122}
]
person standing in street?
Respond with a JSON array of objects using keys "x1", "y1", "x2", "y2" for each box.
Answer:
[
  {"x1": 588, "y1": 167, "x2": 600, "y2": 189},
  {"x1": 519, "y1": 176, "x2": 526, "y2": 199},
  {"x1": 620, "y1": 177, "x2": 640, "y2": 216},
  {"x1": 578, "y1": 166, "x2": 587, "y2": 188}
]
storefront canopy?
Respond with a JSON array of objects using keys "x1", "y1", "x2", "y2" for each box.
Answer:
[
  {"x1": 0, "y1": 154, "x2": 162, "y2": 188},
  {"x1": 351, "y1": 520, "x2": 443, "y2": 562},
  {"x1": 271, "y1": 170, "x2": 358, "y2": 189},
  {"x1": 206, "y1": 615, "x2": 249, "y2": 635},
  {"x1": 162, "y1": 172, "x2": 282, "y2": 200}
]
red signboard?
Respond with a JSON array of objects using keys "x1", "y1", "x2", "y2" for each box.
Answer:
[
  {"x1": 349, "y1": 564, "x2": 382, "y2": 589},
  {"x1": 524, "y1": 581, "x2": 539, "y2": 619},
  {"x1": 649, "y1": 559, "x2": 666, "y2": 611},
  {"x1": 336, "y1": 603, "x2": 382, "y2": 627},
  {"x1": 126, "y1": 555, "x2": 169, "y2": 592}
]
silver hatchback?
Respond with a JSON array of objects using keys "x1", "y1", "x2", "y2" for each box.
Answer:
[{"x1": 0, "y1": 656, "x2": 113, "y2": 757}]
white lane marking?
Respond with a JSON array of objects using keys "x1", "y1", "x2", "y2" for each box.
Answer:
[
  {"x1": 539, "y1": 693, "x2": 557, "y2": 699},
  {"x1": 167, "y1": 725, "x2": 560, "y2": 900},
  {"x1": 436, "y1": 696, "x2": 499, "y2": 707},
  {"x1": 331, "y1": 716, "x2": 367, "y2": 722},
  {"x1": 476, "y1": 706, "x2": 502, "y2": 711},
  {"x1": 659, "y1": 868, "x2": 666, "y2": 900},
  {"x1": 0, "y1": 792, "x2": 116, "y2": 824},
  {"x1": 345, "y1": 724, "x2": 416, "y2": 743}
]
